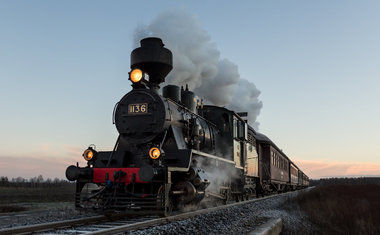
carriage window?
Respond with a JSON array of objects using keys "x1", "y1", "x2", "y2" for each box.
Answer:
[
  {"x1": 222, "y1": 113, "x2": 230, "y2": 132},
  {"x1": 237, "y1": 120, "x2": 247, "y2": 140},
  {"x1": 233, "y1": 117, "x2": 238, "y2": 138}
]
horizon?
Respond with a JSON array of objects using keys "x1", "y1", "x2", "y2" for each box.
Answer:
[
  {"x1": 1, "y1": 1, "x2": 380, "y2": 180},
  {"x1": 2, "y1": 173, "x2": 380, "y2": 181}
]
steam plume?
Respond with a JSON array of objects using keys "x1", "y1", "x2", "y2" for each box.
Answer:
[{"x1": 133, "y1": 10, "x2": 263, "y2": 128}]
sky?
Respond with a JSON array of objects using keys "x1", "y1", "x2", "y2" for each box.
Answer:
[{"x1": 1, "y1": 1, "x2": 379, "y2": 179}]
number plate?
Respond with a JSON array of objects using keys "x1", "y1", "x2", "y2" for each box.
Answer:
[{"x1": 128, "y1": 103, "x2": 148, "y2": 114}]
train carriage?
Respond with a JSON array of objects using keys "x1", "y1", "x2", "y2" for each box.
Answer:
[
  {"x1": 302, "y1": 173, "x2": 310, "y2": 188},
  {"x1": 289, "y1": 162, "x2": 299, "y2": 190},
  {"x1": 298, "y1": 170, "x2": 304, "y2": 189},
  {"x1": 254, "y1": 133, "x2": 290, "y2": 193}
]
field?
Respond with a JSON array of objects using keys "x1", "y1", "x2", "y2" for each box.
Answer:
[
  {"x1": 0, "y1": 184, "x2": 75, "y2": 213},
  {"x1": 291, "y1": 183, "x2": 380, "y2": 234}
]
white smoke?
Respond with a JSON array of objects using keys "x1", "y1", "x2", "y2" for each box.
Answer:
[{"x1": 133, "y1": 9, "x2": 263, "y2": 128}]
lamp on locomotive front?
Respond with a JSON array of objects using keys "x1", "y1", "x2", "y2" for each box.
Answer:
[
  {"x1": 129, "y1": 68, "x2": 143, "y2": 83},
  {"x1": 130, "y1": 37, "x2": 173, "y2": 92},
  {"x1": 82, "y1": 146, "x2": 97, "y2": 162},
  {"x1": 149, "y1": 147, "x2": 161, "y2": 160},
  {"x1": 129, "y1": 68, "x2": 148, "y2": 88}
]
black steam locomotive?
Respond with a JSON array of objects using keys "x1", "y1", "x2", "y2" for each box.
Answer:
[{"x1": 66, "y1": 37, "x2": 309, "y2": 216}]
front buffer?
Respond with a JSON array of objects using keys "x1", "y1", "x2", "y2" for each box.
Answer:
[{"x1": 66, "y1": 165, "x2": 172, "y2": 215}]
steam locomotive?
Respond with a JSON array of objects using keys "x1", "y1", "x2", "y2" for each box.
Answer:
[{"x1": 66, "y1": 37, "x2": 309, "y2": 216}]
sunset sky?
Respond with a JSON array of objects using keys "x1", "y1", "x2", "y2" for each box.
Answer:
[{"x1": 1, "y1": 1, "x2": 379, "y2": 180}]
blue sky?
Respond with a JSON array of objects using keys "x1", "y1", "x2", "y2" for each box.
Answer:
[{"x1": 1, "y1": 1, "x2": 379, "y2": 179}]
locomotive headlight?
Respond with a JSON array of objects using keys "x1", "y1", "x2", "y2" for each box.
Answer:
[
  {"x1": 149, "y1": 147, "x2": 161, "y2": 160},
  {"x1": 83, "y1": 147, "x2": 97, "y2": 161},
  {"x1": 130, "y1": 68, "x2": 143, "y2": 83}
]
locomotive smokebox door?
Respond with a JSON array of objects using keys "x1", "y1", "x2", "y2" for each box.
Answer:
[
  {"x1": 131, "y1": 37, "x2": 173, "y2": 85},
  {"x1": 114, "y1": 89, "x2": 167, "y2": 144}
]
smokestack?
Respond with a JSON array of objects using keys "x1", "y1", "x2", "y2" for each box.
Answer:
[{"x1": 131, "y1": 37, "x2": 173, "y2": 91}]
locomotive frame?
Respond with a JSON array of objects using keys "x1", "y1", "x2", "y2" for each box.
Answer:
[{"x1": 66, "y1": 37, "x2": 309, "y2": 216}]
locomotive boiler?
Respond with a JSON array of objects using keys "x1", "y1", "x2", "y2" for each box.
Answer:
[{"x1": 66, "y1": 37, "x2": 309, "y2": 216}]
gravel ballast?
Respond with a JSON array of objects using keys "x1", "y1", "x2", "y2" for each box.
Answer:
[
  {"x1": 0, "y1": 202, "x2": 96, "y2": 229},
  {"x1": 128, "y1": 191, "x2": 319, "y2": 235},
  {"x1": 0, "y1": 191, "x2": 320, "y2": 234}
]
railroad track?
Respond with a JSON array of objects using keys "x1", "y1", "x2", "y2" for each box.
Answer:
[
  {"x1": 0, "y1": 215, "x2": 107, "y2": 235},
  {"x1": 0, "y1": 191, "x2": 300, "y2": 235},
  {"x1": 0, "y1": 213, "x2": 160, "y2": 235}
]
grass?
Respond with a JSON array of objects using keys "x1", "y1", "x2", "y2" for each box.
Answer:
[
  {"x1": 0, "y1": 184, "x2": 76, "y2": 205},
  {"x1": 291, "y1": 184, "x2": 380, "y2": 234}
]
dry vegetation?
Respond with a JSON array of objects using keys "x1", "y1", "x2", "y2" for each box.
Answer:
[
  {"x1": 291, "y1": 180, "x2": 380, "y2": 234},
  {"x1": 0, "y1": 177, "x2": 76, "y2": 213},
  {"x1": 0, "y1": 184, "x2": 75, "y2": 204}
]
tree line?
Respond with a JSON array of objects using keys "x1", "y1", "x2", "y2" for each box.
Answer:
[
  {"x1": 310, "y1": 177, "x2": 380, "y2": 186},
  {"x1": 3, "y1": 175, "x2": 379, "y2": 188},
  {"x1": 0, "y1": 175, "x2": 72, "y2": 187}
]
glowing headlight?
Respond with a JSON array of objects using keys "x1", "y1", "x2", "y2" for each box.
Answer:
[
  {"x1": 130, "y1": 68, "x2": 143, "y2": 83},
  {"x1": 83, "y1": 147, "x2": 97, "y2": 161},
  {"x1": 149, "y1": 147, "x2": 161, "y2": 160}
]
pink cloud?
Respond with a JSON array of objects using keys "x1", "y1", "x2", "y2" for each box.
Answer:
[
  {"x1": 0, "y1": 145, "x2": 87, "y2": 180},
  {"x1": 0, "y1": 143, "x2": 114, "y2": 180},
  {"x1": 295, "y1": 160, "x2": 380, "y2": 179},
  {"x1": 0, "y1": 155, "x2": 83, "y2": 180},
  {"x1": 346, "y1": 164, "x2": 380, "y2": 176}
]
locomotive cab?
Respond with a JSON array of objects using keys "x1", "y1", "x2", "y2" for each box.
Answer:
[{"x1": 201, "y1": 106, "x2": 259, "y2": 197}]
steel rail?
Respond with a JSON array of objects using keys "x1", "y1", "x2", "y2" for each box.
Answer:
[{"x1": 0, "y1": 215, "x2": 106, "y2": 235}]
